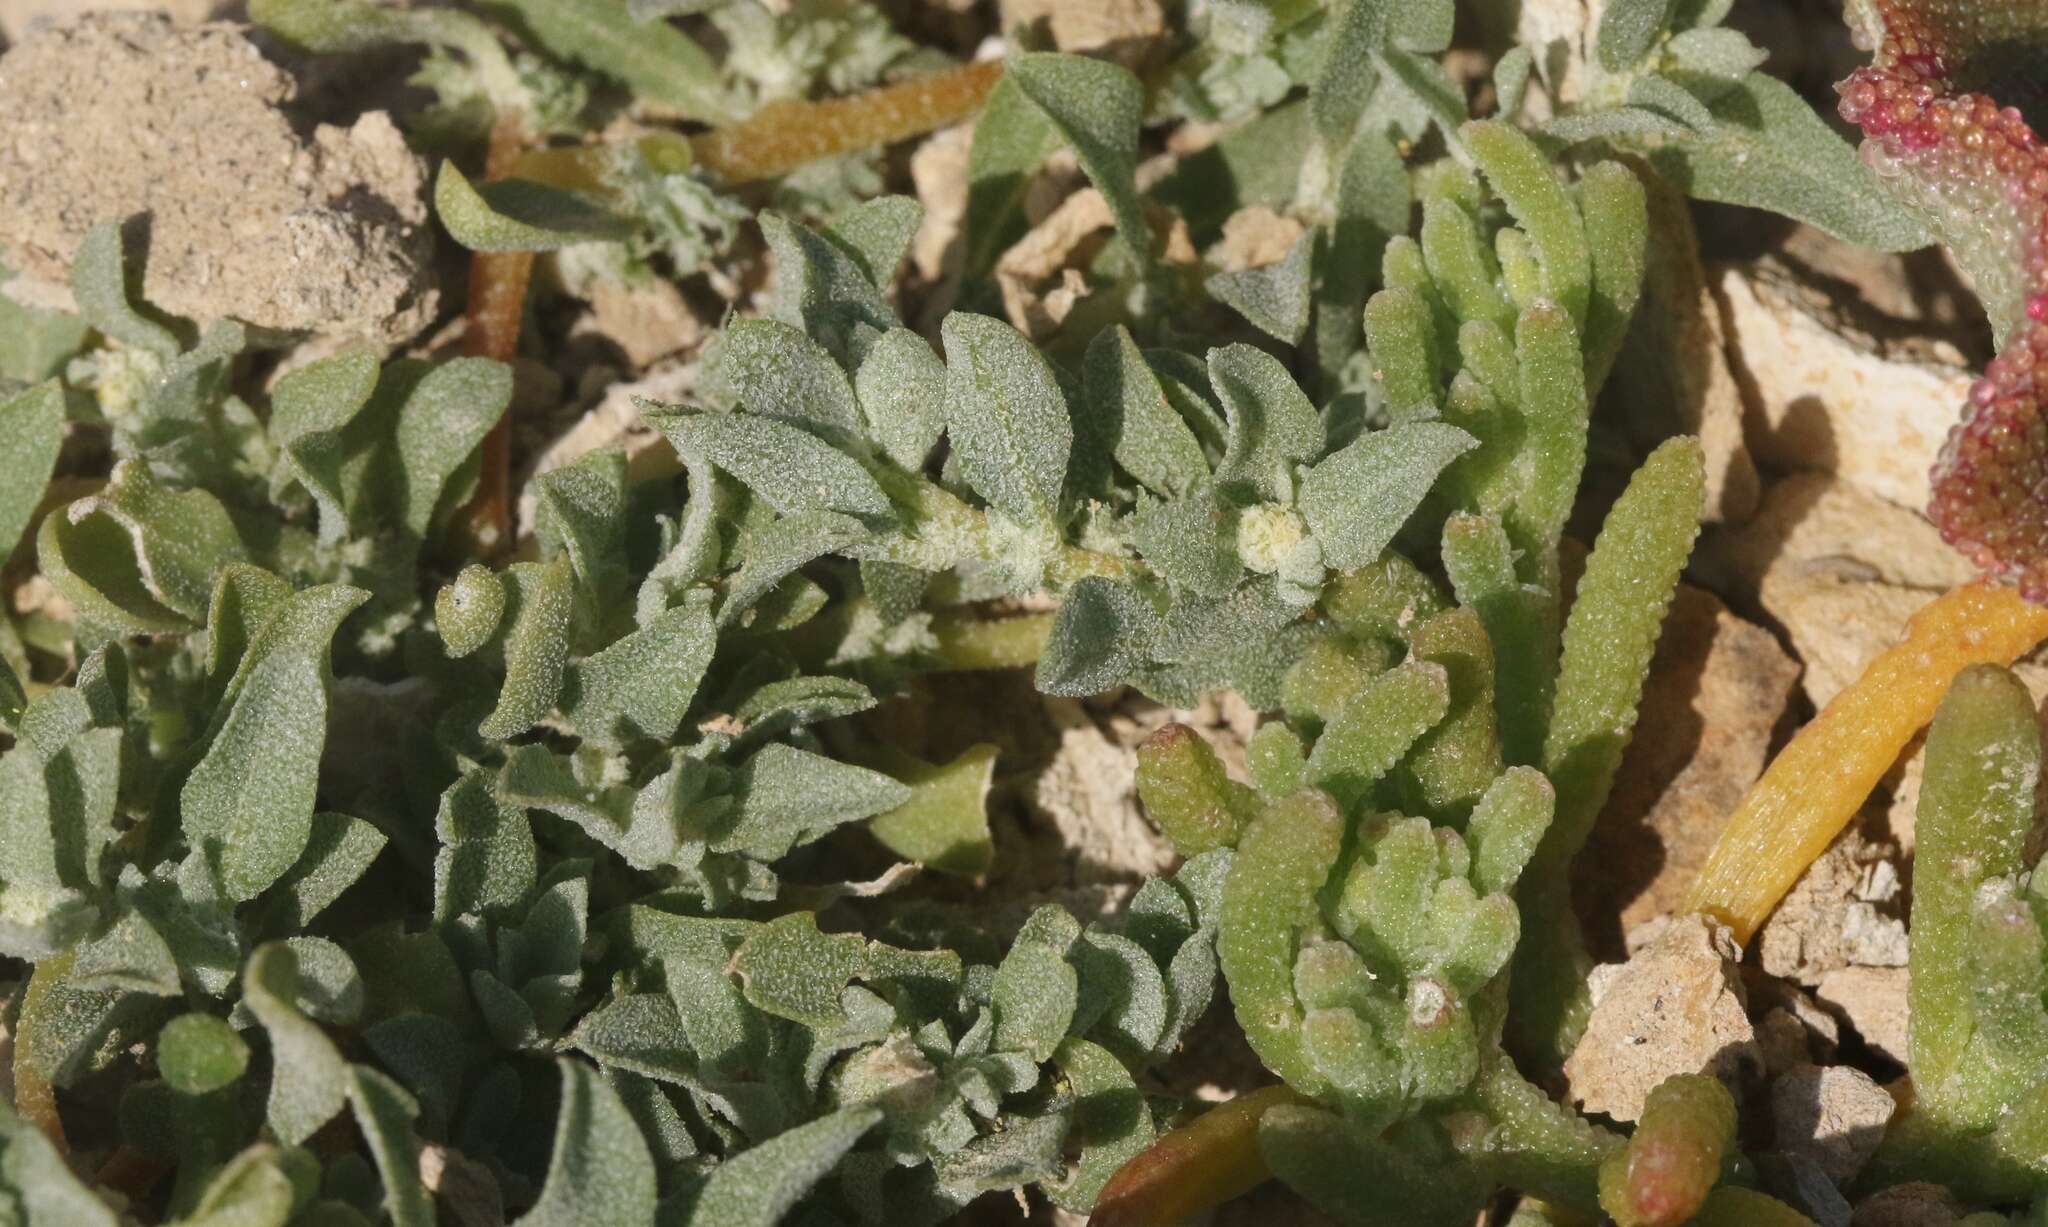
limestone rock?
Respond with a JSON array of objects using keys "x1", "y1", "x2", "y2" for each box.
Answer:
[
  {"x1": 1717, "y1": 257, "x2": 1975, "y2": 513},
  {"x1": 1514, "y1": 0, "x2": 1600, "y2": 112},
  {"x1": 1814, "y1": 966, "x2": 1911, "y2": 1065},
  {"x1": 1771, "y1": 1064, "x2": 1895, "y2": 1184},
  {"x1": 0, "y1": 0, "x2": 216, "y2": 42},
  {"x1": 1697, "y1": 473, "x2": 1977, "y2": 599},
  {"x1": 1022, "y1": 696, "x2": 1178, "y2": 912},
  {"x1": 1757, "y1": 821, "x2": 1908, "y2": 985},
  {"x1": 909, "y1": 124, "x2": 972, "y2": 285},
  {"x1": 1761, "y1": 561, "x2": 1937, "y2": 711},
  {"x1": 1000, "y1": 0, "x2": 1168, "y2": 69},
  {"x1": 1577, "y1": 586, "x2": 1799, "y2": 955},
  {"x1": 1211, "y1": 206, "x2": 1306, "y2": 274},
  {"x1": 0, "y1": 14, "x2": 436, "y2": 344},
  {"x1": 1563, "y1": 913, "x2": 1762, "y2": 1122}
]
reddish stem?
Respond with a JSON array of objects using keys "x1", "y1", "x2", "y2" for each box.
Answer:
[
  {"x1": 692, "y1": 60, "x2": 1003, "y2": 184},
  {"x1": 452, "y1": 115, "x2": 536, "y2": 559}
]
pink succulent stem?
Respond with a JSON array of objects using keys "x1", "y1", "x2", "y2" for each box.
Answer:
[{"x1": 1837, "y1": 2, "x2": 2048, "y2": 600}]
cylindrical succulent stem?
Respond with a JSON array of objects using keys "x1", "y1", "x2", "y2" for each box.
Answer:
[
  {"x1": 1597, "y1": 1074, "x2": 1736, "y2": 1227},
  {"x1": 1688, "y1": 584, "x2": 2048, "y2": 942}
]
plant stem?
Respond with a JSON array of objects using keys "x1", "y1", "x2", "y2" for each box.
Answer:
[
  {"x1": 14, "y1": 950, "x2": 72, "y2": 1151},
  {"x1": 1090, "y1": 1085, "x2": 1308, "y2": 1227},
  {"x1": 452, "y1": 114, "x2": 536, "y2": 559},
  {"x1": 691, "y1": 60, "x2": 1003, "y2": 184},
  {"x1": 929, "y1": 610, "x2": 1053, "y2": 671},
  {"x1": 1687, "y1": 581, "x2": 2048, "y2": 942}
]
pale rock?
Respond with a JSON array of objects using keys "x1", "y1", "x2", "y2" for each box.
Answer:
[
  {"x1": 0, "y1": 0, "x2": 215, "y2": 41},
  {"x1": 1851, "y1": 1183, "x2": 1964, "y2": 1227},
  {"x1": 1747, "y1": 974, "x2": 1844, "y2": 1069},
  {"x1": 1760, "y1": 561, "x2": 1937, "y2": 711},
  {"x1": 514, "y1": 362, "x2": 695, "y2": 538},
  {"x1": 1717, "y1": 257, "x2": 1975, "y2": 512},
  {"x1": 1514, "y1": 0, "x2": 1601, "y2": 111},
  {"x1": 1697, "y1": 473, "x2": 1977, "y2": 598},
  {"x1": 1577, "y1": 586, "x2": 1799, "y2": 954},
  {"x1": 1000, "y1": 0, "x2": 1168, "y2": 69},
  {"x1": 1757, "y1": 821, "x2": 1908, "y2": 985},
  {"x1": 567, "y1": 277, "x2": 706, "y2": 371},
  {"x1": 1211, "y1": 206, "x2": 1306, "y2": 274},
  {"x1": 1030, "y1": 697, "x2": 1178, "y2": 889},
  {"x1": 1562, "y1": 913, "x2": 1762, "y2": 1122},
  {"x1": 1777, "y1": 224, "x2": 1989, "y2": 342},
  {"x1": 997, "y1": 189, "x2": 1112, "y2": 337},
  {"x1": 995, "y1": 158, "x2": 1190, "y2": 339},
  {"x1": 1813, "y1": 966, "x2": 1911, "y2": 1065},
  {"x1": 0, "y1": 14, "x2": 437, "y2": 344},
  {"x1": 1772, "y1": 1064, "x2": 1895, "y2": 1184},
  {"x1": 909, "y1": 124, "x2": 973, "y2": 285}
]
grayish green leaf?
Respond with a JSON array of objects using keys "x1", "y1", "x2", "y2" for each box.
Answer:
[
  {"x1": 1299, "y1": 421, "x2": 1476, "y2": 570},
  {"x1": 58, "y1": 460, "x2": 247, "y2": 624},
  {"x1": 1636, "y1": 73, "x2": 1932, "y2": 252},
  {"x1": 264, "y1": 812, "x2": 386, "y2": 931},
  {"x1": 1207, "y1": 234, "x2": 1315, "y2": 346},
  {"x1": 157, "y1": 1013, "x2": 248, "y2": 1095},
  {"x1": 717, "y1": 317, "x2": 864, "y2": 438},
  {"x1": 1007, "y1": 54, "x2": 1151, "y2": 265},
  {"x1": 71, "y1": 222, "x2": 181, "y2": 360},
  {"x1": 1036, "y1": 577, "x2": 1161, "y2": 697},
  {"x1": 1129, "y1": 488, "x2": 1241, "y2": 596},
  {"x1": 686, "y1": 1107, "x2": 880, "y2": 1227},
  {"x1": 437, "y1": 564, "x2": 507, "y2": 658},
  {"x1": 480, "y1": 559, "x2": 574, "y2": 740},
  {"x1": 855, "y1": 327, "x2": 947, "y2": 471},
  {"x1": 825, "y1": 195, "x2": 922, "y2": 289},
  {"x1": 512, "y1": 1059, "x2": 658, "y2": 1227},
  {"x1": 992, "y1": 936, "x2": 1078, "y2": 1062},
  {"x1": 964, "y1": 73, "x2": 1063, "y2": 276},
  {"x1": 1086, "y1": 326, "x2": 1210, "y2": 498},
  {"x1": 654, "y1": 411, "x2": 888, "y2": 520},
  {"x1": 941, "y1": 312, "x2": 1072, "y2": 530},
  {"x1": 434, "y1": 770, "x2": 538, "y2": 920},
  {"x1": 493, "y1": 0, "x2": 731, "y2": 122},
  {"x1": 0, "y1": 1101, "x2": 120, "y2": 1226},
  {"x1": 717, "y1": 742, "x2": 910, "y2": 862},
  {"x1": 0, "y1": 381, "x2": 64, "y2": 563},
  {"x1": 346, "y1": 1065, "x2": 434, "y2": 1227},
  {"x1": 183, "y1": 584, "x2": 366, "y2": 901},
  {"x1": 1596, "y1": 0, "x2": 1676, "y2": 70},
  {"x1": 720, "y1": 508, "x2": 870, "y2": 628},
  {"x1": 564, "y1": 595, "x2": 715, "y2": 744},
  {"x1": 731, "y1": 912, "x2": 866, "y2": 1027},
  {"x1": 1210, "y1": 344, "x2": 1325, "y2": 500},
  {"x1": 436, "y1": 163, "x2": 632, "y2": 253},
  {"x1": 244, "y1": 942, "x2": 349, "y2": 1146}
]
